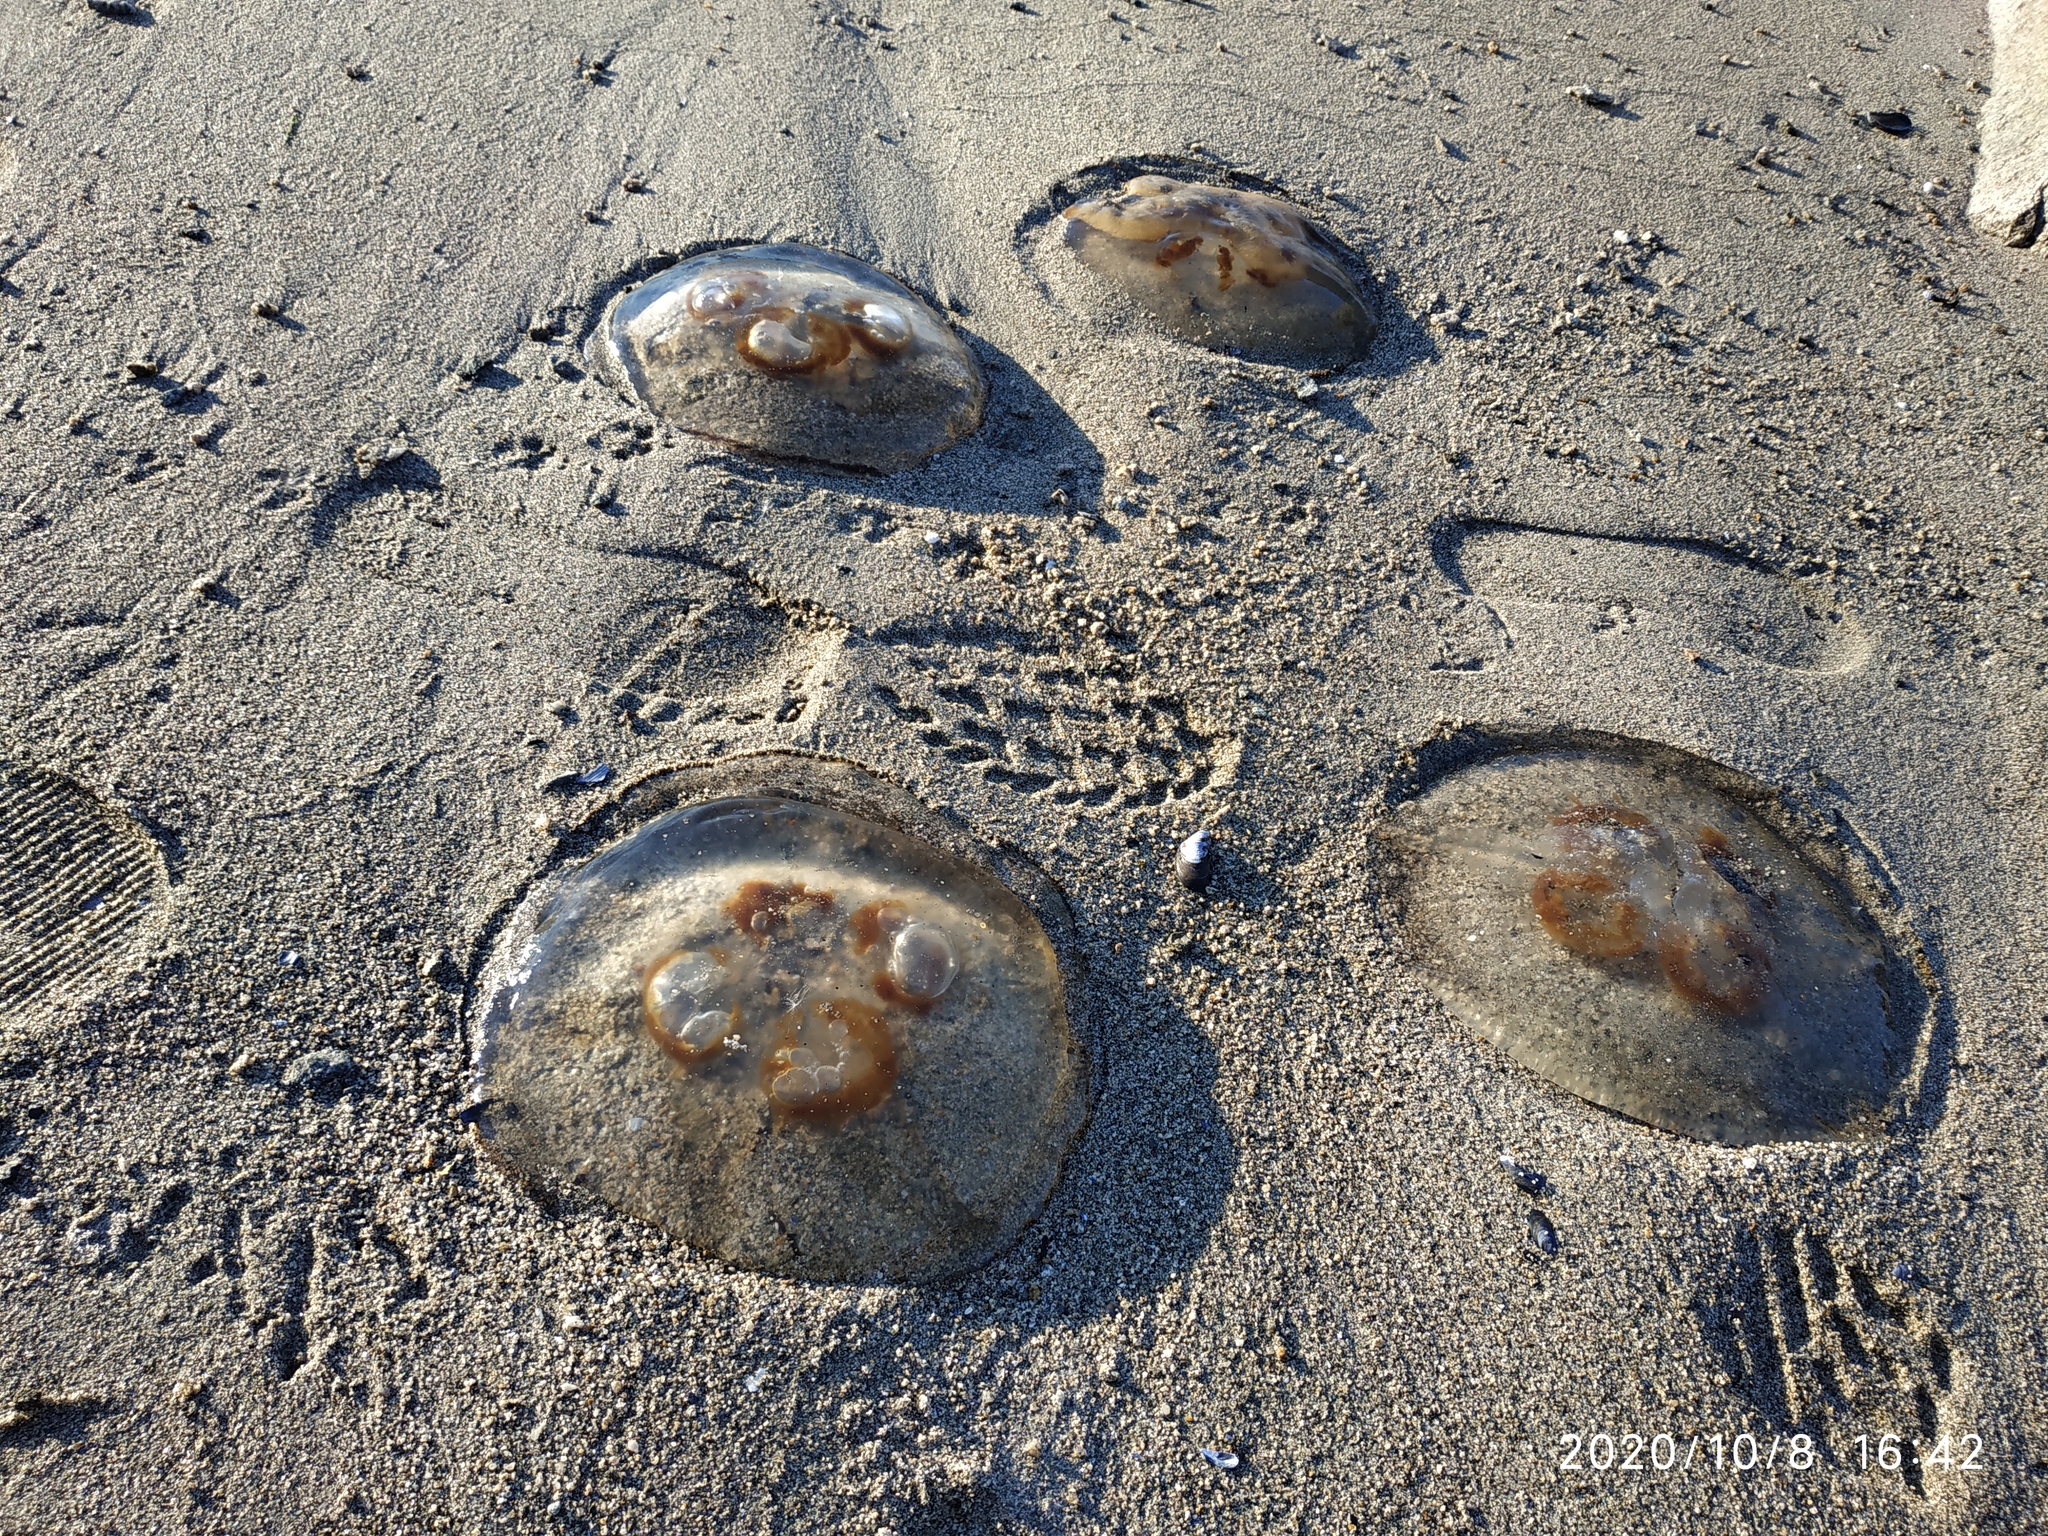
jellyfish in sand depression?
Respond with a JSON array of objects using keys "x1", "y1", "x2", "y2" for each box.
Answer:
[
  {"x1": 1055, "y1": 175, "x2": 1376, "y2": 366},
  {"x1": 469, "y1": 786, "x2": 1086, "y2": 1280},
  {"x1": 1381, "y1": 745, "x2": 1915, "y2": 1145},
  {"x1": 593, "y1": 244, "x2": 986, "y2": 472}
]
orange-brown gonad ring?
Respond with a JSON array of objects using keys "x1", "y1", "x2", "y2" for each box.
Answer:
[
  {"x1": 839, "y1": 303, "x2": 914, "y2": 357},
  {"x1": 1531, "y1": 870, "x2": 1649, "y2": 958},
  {"x1": 733, "y1": 310, "x2": 854, "y2": 374},
  {"x1": 760, "y1": 998, "x2": 900, "y2": 1122},
  {"x1": 1658, "y1": 923, "x2": 1772, "y2": 1015},
  {"x1": 641, "y1": 954, "x2": 734, "y2": 1070}
]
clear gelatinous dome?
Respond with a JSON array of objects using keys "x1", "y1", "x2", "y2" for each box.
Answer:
[
  {"x1": 1382, "y1": 748, "x2": 1911, "y2": 1145},
  {"x1": 594, "y1": 244, "x2": 986, "y2": 472},
  {"x1": 1058, "y1": 176, "x2": 1375, "y2": 365},
  {"x1": 470, "y1": 794, "x2": 1084, "y2": 1280}
]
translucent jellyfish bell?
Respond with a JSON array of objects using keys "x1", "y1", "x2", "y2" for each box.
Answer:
[
  {"x1": 1058, "y1": 176, "x2": 1375, "y2": 365},
  {"x1": 470, "y1": 790, "x2": 1084, "y2": 1280},
  {"x1": 1382, "y1": 747, "x2": 1913, "y2": 1145},
  {"x1": 594, "y1": 244, "x2": 986, "y2": 472}
]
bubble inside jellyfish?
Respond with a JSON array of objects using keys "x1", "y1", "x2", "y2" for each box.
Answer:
[
  {"x1": 470, "y1": 794, "x2": 1084, "y2": 1280},
  {"x1": 1057, "y1": 176, "x2": 1376, "y2": 365},
  {"x1": 594, "y1": 244, "x2": 986, "y2": 472},
  {"x1": 1382, "y1": 748, "x2": 1911, "y2": 1145}
]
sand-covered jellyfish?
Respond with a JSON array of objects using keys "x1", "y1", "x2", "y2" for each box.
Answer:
[
  {"x1": 468, "y1": 791, "x2": 1084, "y2": 1280},
  {"x1": 1380, "y1": 746, "x2": 1912, "y2": 1145},
  {"x1": 1057, "y1": 176, "x2": 1375, "y2": 365},
  {"x1": 592, "y1": 244, "x2": 985, "y2": 472}
]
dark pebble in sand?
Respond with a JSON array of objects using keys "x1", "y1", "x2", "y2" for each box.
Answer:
[
  {"x1": 283, "y1": 1050, "x2": 357, "y2": 1090},
  {"x1": 1499, "y1": 1154, "x2": 1547, "y2": 1196},
  {"x1": 87, "y1": 0, "x2": 148, "y2": 19},
  {"x1": 1861, "y1": 110, "x2": 1913, "y2": 136},
  {"x1": 1568, "y1": 86, "x2": 1618, "y2": 110},
  {"x1": 1175, "y1": 829, "x2": 1217, "y2": 892},
  {"x1": 543, "y1": 764, "x2": 612, "y2": 793},
  {"x1": 1527, "y1": 1208, "x2": 1559, "y2": 1256}
]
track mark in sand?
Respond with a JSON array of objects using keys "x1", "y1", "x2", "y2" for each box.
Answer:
[
  {"x1": 1366, "y1": 592, "x2": 1511, "y2": 673},
  {"x1": 1436, "y1": 522, "x2": 1869, "y2": 672},
  {"x1": 0, "y1": 763, "x2": 165, "y2": 1020},
  {"x1": 869, "y1": 650, "x2": 1234, "y2": 809},
  {"x1": 0, "y1": 1390, "x2": 111, "y2": 1448},
  {"x1": 1693, "y1": 1222, "x2": 1967, "y2": 1499},
  {"x1": 321, "y1": 489, "x2": 843, "y2": 735},
  {"x1": 579, "y1": 570, "x2": 838, "y2": 733}
]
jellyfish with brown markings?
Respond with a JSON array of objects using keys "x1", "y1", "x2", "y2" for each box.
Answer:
[
  {"x1": 1057, "y1": 176, "x2": 1376, "y2": 365},
  {"x1": 593, "y1": 244, "x2": 986, "y2": 472},
  {"x1": 1530, "y1": 802, "x2": 1774, "y2": 1015},
  {"x1": 469, "y1": 792, "x2": 1084, "y2": 1280},
  {"x1": 1382, "y1": 747, "x2": 1914, "y2": 1145}
]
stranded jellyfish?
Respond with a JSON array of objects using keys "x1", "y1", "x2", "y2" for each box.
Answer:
[
  {"x1": 593, "y1": 244, "x2": 986, "y2": 472},
  {"x1": 1382, "y1": 747, "x2": 1912, "y2": 1145},
  {"x1": 470, "y1": 793, "x2": 1084, "y2": 1280},
  {"x1": 1057, "y1": 176, "x2": 1375, "y2": 365}
]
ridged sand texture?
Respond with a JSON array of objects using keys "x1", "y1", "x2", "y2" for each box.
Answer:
[
  {"x1": 1971, "y1": 0, "x2": 2048, "y2": 247},
  {"x1": 0, "y1": 764, "x2": 163, "y2": 1016}
]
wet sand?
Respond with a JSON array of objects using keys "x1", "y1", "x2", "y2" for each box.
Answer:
[{"x1": 1, "y1": 1, "x2": 2045, "y2": 1532}]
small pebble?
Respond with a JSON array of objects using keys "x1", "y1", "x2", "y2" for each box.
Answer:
[
  {"x1": 1568, "y1": 85, "x2": 1618, "y2": 110},
  {"x1": 1175, "y1": 829, "x2": 1217, "y2": 893},
  {"x1": 1527, "y1": 1208, "x2": 1559, "y2": 1256},
  {"x1": 282, "y1": 1049, "x2": 356, "y2": 1090},
  {"x1": 124, "y1": 359, "x2": 157, "y2": 379},
  {"x1": 542, "y1": 765, "x2": 610, "y2": 793},
  {"x1": 1498, "y1": 1153, "x2": 1546, "y2": 1196}
]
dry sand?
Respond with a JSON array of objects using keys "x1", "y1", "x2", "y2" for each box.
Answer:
[{"x1": 2, "y1": 0, "x2": 2046, "y2": 1532}]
